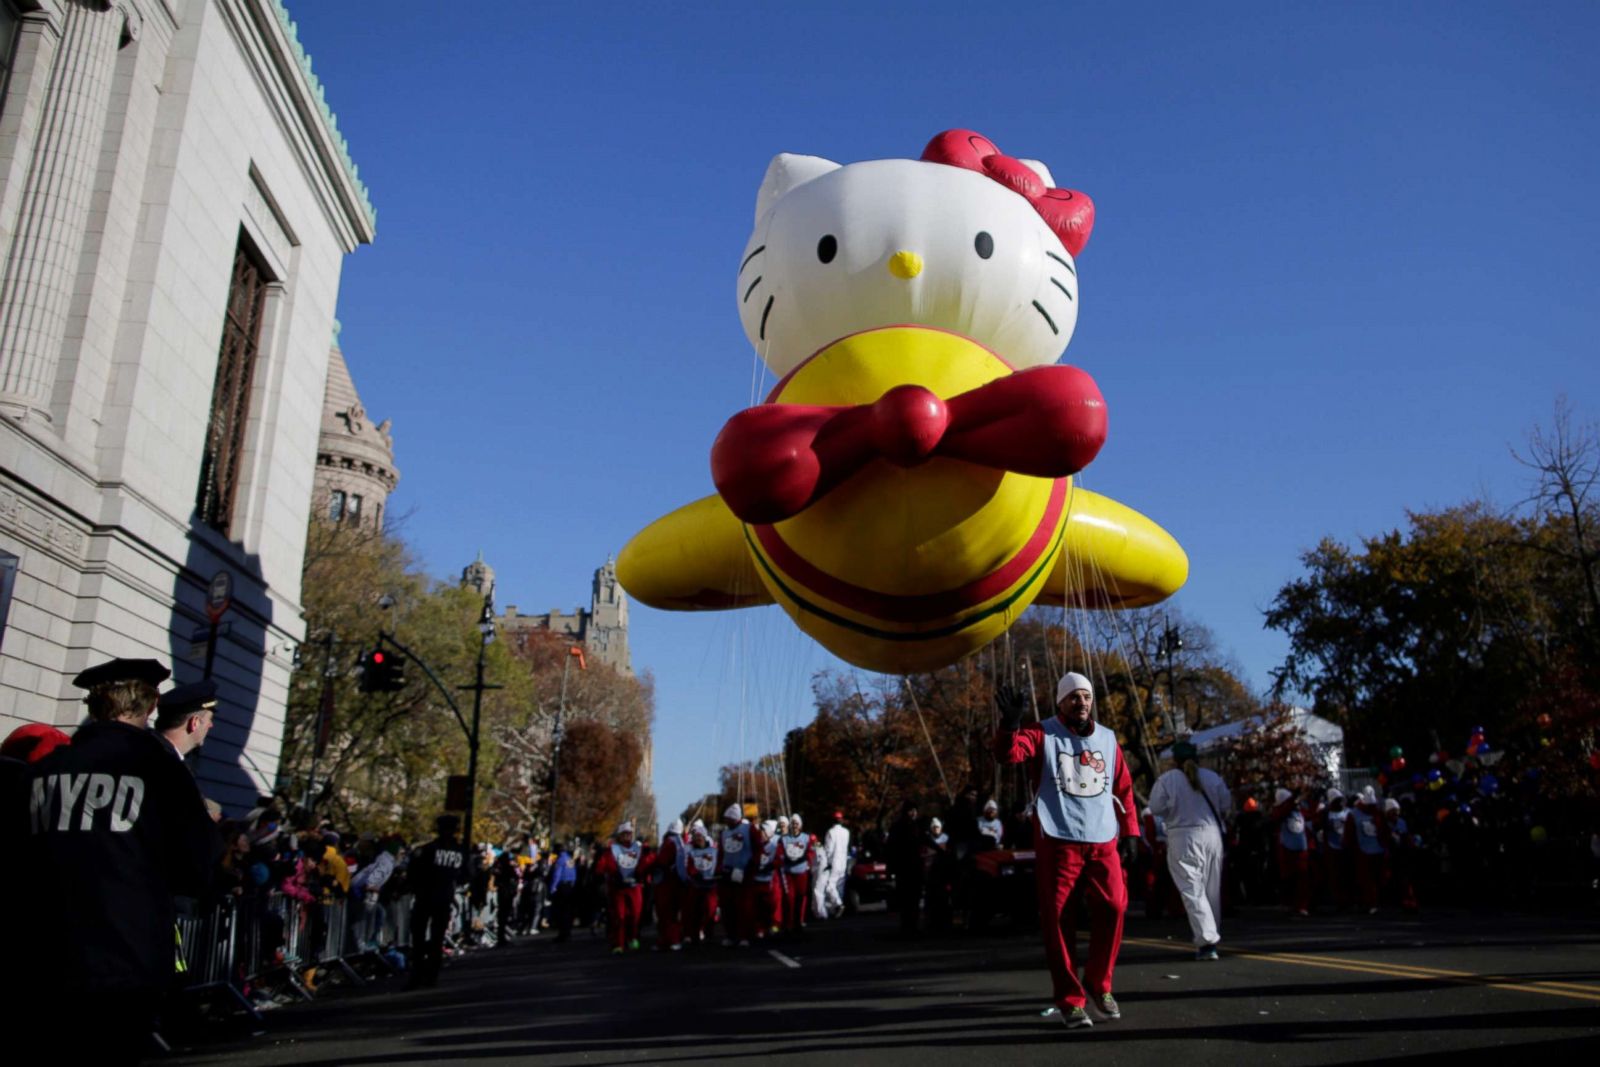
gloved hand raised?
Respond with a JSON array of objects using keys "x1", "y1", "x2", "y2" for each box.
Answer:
[{"x1": 994, "y1": 682, "x2": 1028, "y2": 732}]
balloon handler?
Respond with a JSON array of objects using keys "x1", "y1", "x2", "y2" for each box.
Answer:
[
  {"x1": 995, "y1": 671, "x2": 1140, "y2": 1030},
  {"x1": 596, "y1": 821, "x2": 645, "y2": 953}
]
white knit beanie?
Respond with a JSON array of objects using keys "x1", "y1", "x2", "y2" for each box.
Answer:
[{"x1": 1056, "y1": 671, "x2": 1094, "y2": 704}]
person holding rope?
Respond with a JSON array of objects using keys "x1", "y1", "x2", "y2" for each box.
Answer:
[
  {"x1": 718, "y1": 804, "x2": 756, "y2": 945},
  {"x1": 996, "y1": 671, "x2": 1140, "y2": 1030},
  {"x1": 780, "y1": 813, "x2": 815, "y2": 934},
  {"x1": 596, "y1": 820, "x2": 645, "y2": 954},
  {"x1": 1147, "y1": 738, "x2": 1233, "y2": 959},
  {"x1": 680, "y1": 819, "x2": 720, "y2": 944},
  {"x1": 650, "y1": 819, "x2": 687, "y2": 950}
]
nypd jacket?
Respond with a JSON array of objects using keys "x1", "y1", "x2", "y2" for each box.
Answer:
[{"x1": 27, "y1": 720, "x2": 216, "y2": 992}]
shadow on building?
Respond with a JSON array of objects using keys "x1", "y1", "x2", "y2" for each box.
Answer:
[{"x1": 167, "y1": 516, "x2": 273, "y2": 813}]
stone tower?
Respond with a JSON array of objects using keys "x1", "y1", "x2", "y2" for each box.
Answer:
[
  {"x1": 492, "y1": 558, "x2": 632, "y2": 673},
  {"x1": 462, "y1": 552, "x2": 495, "y2": 599},
  {"x1": 586, "y1": 557, "x2": 630, "y2": 672},
  {"x1": 314, "y1": 332, "x2": 398, "y2": 528}
]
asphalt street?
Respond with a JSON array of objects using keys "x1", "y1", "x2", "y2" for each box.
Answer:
[{"x1": 168, "y1": 907, "x2": 1600, "y2": 1065}]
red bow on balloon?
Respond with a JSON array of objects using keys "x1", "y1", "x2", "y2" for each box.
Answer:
[
  {"x1": 921, "y1": 130, "x2": 1095, "y2": 257},
  {"x1": 711, "y1": 365, "x2": 1106, "y2": 525}
]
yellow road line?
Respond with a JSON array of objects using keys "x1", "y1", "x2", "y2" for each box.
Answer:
[{"x1": 1122, "y1": 936, "x2": 1600, "y2": 1005}]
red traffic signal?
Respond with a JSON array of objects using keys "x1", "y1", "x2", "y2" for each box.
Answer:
[{"x1": 359, "y1": 648, "x2": 406, "y2": 693}]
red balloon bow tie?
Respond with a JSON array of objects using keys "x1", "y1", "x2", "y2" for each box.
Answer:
[{"x1": 711, "y1": 366, "x2": 1107, "y2": 525}]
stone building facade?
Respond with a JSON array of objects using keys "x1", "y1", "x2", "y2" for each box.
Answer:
[
  {"x1": 464, "y1": 557, "x2": 632, "y2": 674},
  {"x1": 312, "y1": 331, "x2": 396, "y2": 528},
  {"x1": 0, "y1": 0, "x2": 374, "y2": 810}
]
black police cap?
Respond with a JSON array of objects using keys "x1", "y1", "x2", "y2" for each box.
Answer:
[
  {"x1": 72, "y1": 658, "x2": 171, "y2": 690},
  {"x1": 159, "y1": 679, "x2": 218, "y2": 712}
]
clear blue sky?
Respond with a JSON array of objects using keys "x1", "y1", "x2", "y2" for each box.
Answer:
[{"x1": 290, "y1": 2, "x2": 1599, "y2": 822}]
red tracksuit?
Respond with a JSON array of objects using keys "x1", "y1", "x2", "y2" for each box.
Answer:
[
  {"x1": 682, "y1": 839, "x2": 720, "y2": 942},
  {"x1": 780, "y1": 832, "x2": 815, "y2": 930},
  {"x1": 719, "y1": 822, "x2": 759, "y2": 942},
  {"x1": 750, "y1": 833, "x2": 781, "y2": 938},
  {"x1": 651, "y1": 832, "x2": 687, "y2": 948},
  {"x1": 596, "y1": 839, "x2": 644, "y2": 950},
  {"x1": 996, "y1": 716, "x2": 1140, "y2": 1012},
  {"x1": 1349, "y1": 806, "x2": 1391, "y2": 912},
  {"x1": 1272, "y1": 797, "x2": 1314, "y2": 915}
]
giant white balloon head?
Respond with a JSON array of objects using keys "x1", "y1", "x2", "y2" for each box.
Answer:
[{"x1": 736, "y1": 152, "x2": 1081, "y2": 379}]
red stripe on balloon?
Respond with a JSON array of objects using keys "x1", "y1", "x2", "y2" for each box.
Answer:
[{"x1": 750, "y1": 477, "x2": 1067, "y2": 624}]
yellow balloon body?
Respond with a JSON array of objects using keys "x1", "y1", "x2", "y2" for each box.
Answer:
[{"x1": 743, "y1": 326, "x2": 1069, "y2": 674}]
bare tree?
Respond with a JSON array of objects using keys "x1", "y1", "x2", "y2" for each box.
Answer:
[{"x1": 1513, "y1": 396, "x2": 1600, "y2": 643}]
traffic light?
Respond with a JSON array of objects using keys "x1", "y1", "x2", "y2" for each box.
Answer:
[{"x1": 359, "y1": 648, "x2": 407, "y2": 693}]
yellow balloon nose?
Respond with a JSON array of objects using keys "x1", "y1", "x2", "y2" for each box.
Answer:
[{"x1": 888, "y1": 250, "x2": 923, "y2": 279}]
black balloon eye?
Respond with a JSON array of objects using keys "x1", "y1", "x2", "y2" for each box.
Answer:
[
  {"x1": 817, "y1": 234, "x2": 838, "y2": 263},
  {"x1": 974, "y1": 231, "x2": 994, "y2": 259}
]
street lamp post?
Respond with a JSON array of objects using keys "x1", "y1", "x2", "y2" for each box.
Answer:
[
  {"x1": 459, "y1": 593, "x2": 502, "y2": 857},
  {"x1": 1157, "y1": 614, "x2": 1185, "y2": 735},
  {"x1": 547, "y1": 646, "x2": 586, "y2": 843},
  {"x1": 371, "y1": 591, "x2": 501, "y2": 856}
]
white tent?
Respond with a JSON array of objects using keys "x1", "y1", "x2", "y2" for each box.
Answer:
[{"x1": 1161, "y1": 707, "x2": 1345, "y2": 782}]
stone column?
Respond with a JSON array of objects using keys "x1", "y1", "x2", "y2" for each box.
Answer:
[{"x1": 0, "y1": 0, "x2": 125, "y2": 423}]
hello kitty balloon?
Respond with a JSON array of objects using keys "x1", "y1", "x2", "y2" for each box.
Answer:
[{"x1": 618, "y1": 131, "x2": 1187, "y2": 674}]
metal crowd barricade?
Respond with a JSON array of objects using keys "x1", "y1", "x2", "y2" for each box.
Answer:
[
  {"x1": 386, "y1": 893, "x2": 414, "y2": 950},
  {"x1": 315, "y1": 898, "x2": 366, "y2": 985},
  {"x1": 170, "y1": 889, "x2": 423, "y2": 1027},
  {"x1": 176, "y1": 899, "x2": 264, "y2": 1022},
  {"x1": 267, "y1": 893, "x2": 316, "y2": 1001}
]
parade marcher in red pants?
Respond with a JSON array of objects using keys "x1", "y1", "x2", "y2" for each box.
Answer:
[
  {"x1": 772, "y1": 816, "x2": 792, "y2": 930},
  {"x1": 1350, "y1": 788, "x2": 1390, "y2": 915},
  {"x1": 751, "y1": 819, "x2": 782, "y2": 938},
  {"x1": 718, "y1": 804, "x2": 757, "y2": 946},
  {"x1": 780, "y1": 813, "x2": 815, "y2": 934},
  {"x1": 1320, "y1": 789, "x2": 1353, "y2": 910},
  {"x1": 651, "y1": 819, "x2": 687, "y2": 949},
  {"x1": 680, "y1": 820, "x2": 720, "y2": 943},
  {"x1": 1383, "y1": 799, "x2": 1418, "y2": 912},
  {"x1": 995, "y1": 671, "x2": 1140, "y2": 1031},
  {"x1": 595, "y1": 822, "x2": 644, "y2": 954},
  {"x1": 1271, "y1": 787, "x2": 1313, "y2": 917}
]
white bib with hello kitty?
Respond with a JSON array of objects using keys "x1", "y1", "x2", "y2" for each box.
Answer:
[{"x1": 1035, "y1": 718, "x2": 1120, "y2": 844}]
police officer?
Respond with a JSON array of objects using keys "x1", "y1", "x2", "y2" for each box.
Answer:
[
  {"x1": 153, "y1": 679, "x2": 217, "y2": 763},
  {"x1": 407, "y1": 813, "x2": 467, "y2": 989},
  {"x1": 27, "y1": 658, "x2": 216, "y2": 1062}
]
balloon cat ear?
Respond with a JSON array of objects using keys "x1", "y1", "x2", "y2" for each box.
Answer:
[{"x1": 755, "y1": 153, "x2": 841, "y2": 224}]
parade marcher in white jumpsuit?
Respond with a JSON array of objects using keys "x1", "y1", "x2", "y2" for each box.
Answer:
[
  {"x1": 815, "y1": 811, "x2": 850, "y2": 919},
  {"x1": 1147, "y1": 739, "x2": 1232, "y2": 959}
]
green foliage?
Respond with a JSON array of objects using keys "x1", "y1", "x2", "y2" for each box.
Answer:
[
  {"x1": 279, "y1": 519, "x2": 534, "y2": 840},
  {"x1": 1265, "y1": 504, "x2": 1590, "y2": 762}
]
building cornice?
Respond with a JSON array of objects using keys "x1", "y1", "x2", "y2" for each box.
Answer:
[{"x1": 230, "y1": 0, "x2": 376, "y2": 244}]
